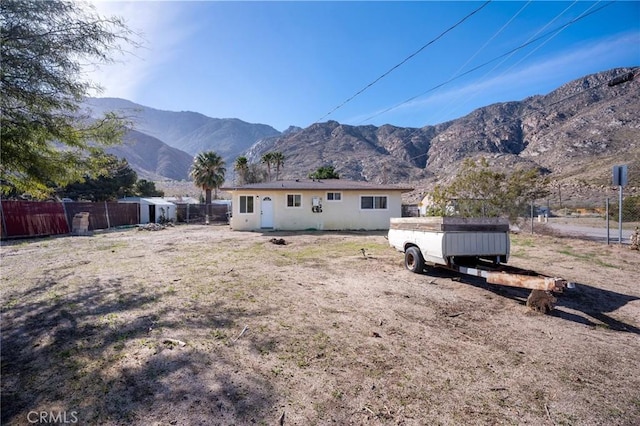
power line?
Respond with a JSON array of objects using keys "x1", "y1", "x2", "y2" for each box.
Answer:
[
  {"x1": 299, "y1": 1, "x2": 626, "y2": 186},
  {"x1": 431, "y1": 0, "x2": 578, "y2": 125},
  {"x1": 450, "y1": 1, "x2": 533, "y2": 88},
  {"x1": 313, "y1": 0, "x2": 492, "y2": 124},
  {"x1": 352, "y1": 1, "x2": 532, "y2": 128},
  {"x1": 402, "y1": 66, "x2": 639, "y2": 167},
  {"x1": 363, "y1": 67, "x2": 636, "y2": 188},
  {"x1": 348, "y1": 1, "x2": 622, "y2": 186},
  {"x1": 359, "y1": 0, "x2": 615, "y2": 125}
]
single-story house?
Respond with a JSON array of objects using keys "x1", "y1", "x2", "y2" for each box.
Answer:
[
  {"x1": 118, "y1": 197, "x2": 177, "y2": 224},
  {"x1": 221, "y1": 179, "x2": 413, "y2": 231}
]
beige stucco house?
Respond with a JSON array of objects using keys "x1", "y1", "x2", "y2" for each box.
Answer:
[{"x1": 222, "y1": 179, "x2": 413, "y2": 231}]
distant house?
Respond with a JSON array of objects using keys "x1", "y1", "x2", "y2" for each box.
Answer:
[
  {"x1": 221, "y1": 179, "x2": 413, "y2": 231},
  {"x1": 418, "y1": 194, "x2": 432, "y2": 217},
  {"x1": 419, "y1": 194, "x2": 461, "y2": 217},
  {"x1": 165, "y1": 196, "x2": 200, "y2": 205},
  {"x1": 119, "y1": 197, "x2": 177, "y2": 224}
]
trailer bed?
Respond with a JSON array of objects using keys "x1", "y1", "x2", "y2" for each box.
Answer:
[
  {"x1": 389, "y1": 217, "x2": 510, "y2": 265},
  {"x1": 388, "y1": 217, "x2": 571, "y2": 312}
]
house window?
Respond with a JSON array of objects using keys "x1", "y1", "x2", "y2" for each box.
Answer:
[
  {"x1": 287, "y1": 194, "x2": 302, "y2": 208},
  {"x1": 361, "y1": 195, "x2": 388, "y2": 210},
  {"x1": 327, "y1": 192, "x2": 342, "y2": 201},
  {"x1": 239, "y1": 195, "x2": 254, "y2": 213}
]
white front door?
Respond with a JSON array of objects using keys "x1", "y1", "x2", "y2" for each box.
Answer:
[{"x1": 260, "y1": 196, "x2": 274, "y2": 228}]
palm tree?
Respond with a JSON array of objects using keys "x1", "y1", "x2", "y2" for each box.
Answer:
[
  {"x1": 261, "y1": 152, "x2": 274, "y2": 181},
  {"x1": 271, "y1": 151, "x2": 285, "y2": 180},
  {"x1": 190, "y1": 151, "x2": 226, "y2": 206},
  {"x1": 234, "y1": 156, "x2": 249, "y2": 185}
]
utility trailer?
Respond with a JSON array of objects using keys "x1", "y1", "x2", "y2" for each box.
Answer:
[{"x1": 388, "y1": 217, "x2": 572, "y2": 312}]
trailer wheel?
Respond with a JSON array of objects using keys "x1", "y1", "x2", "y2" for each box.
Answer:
[{"x1": 405, "y1": 246, "x2": 425, "y2": 274}]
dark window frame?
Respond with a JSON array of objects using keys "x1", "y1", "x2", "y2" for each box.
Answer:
[
  {"x1": 286, "y1": 193, "x2": 302, "y2": 208},
  {"x1": 239, "y1": 195, "x2": 254, "y2": 214},
  {"x1": 360, "y1": 195, "x2": 388, "y2": 210}
]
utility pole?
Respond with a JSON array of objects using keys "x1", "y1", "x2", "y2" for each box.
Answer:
[
  {"x1": 613, "y1": 165, "x2": 628, "y2": 244},
  {"x1": 608, "y1": 70, "x2": 635, "y2": 244}
]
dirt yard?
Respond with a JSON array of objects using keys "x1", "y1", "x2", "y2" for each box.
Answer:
[{"x1": 1, "y1": 225, "x2": 639, "y2": 425}]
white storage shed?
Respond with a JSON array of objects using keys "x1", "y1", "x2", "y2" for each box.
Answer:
[{"x1": 119, "y1": 197, "x2": 177, "y2": 224}]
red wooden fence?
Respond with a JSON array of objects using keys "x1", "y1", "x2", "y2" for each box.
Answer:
[
  {"x1": 1, "y1": 200, "x2": 226, "y2": 239},
  {"x1": 1, "y1": 201, "x2": 69, "y2": 239},
  {"x1": 1, "y1": 201, "x2": 139, "y2": 239}
]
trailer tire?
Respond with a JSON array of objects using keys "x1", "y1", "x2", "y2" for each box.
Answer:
[{"x1": 405, "y1": 246, "x2": 425, "y2": 274}]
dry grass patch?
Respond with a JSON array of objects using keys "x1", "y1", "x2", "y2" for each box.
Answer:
[{"x1": 2, "y1": 225, "x2": 639, "y2": 425}]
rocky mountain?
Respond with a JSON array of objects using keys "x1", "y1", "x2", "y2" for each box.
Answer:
[
  {"x1": 245, "y1": 67, "x2": 639, "y2": 202},
  {"x1": 82, "y1": 97, "x2": 281, "y2": 179},
  {"x1": 244, "y1": 125, "x2": 304, "y2": 161},
  {"x1": 105, "y1": 129, "x2": 194, "y2": 181},
  {"x1": 247, "y1": 122, "x2": 446, "y2": 182},
  {"x1": 83, "y1": 68, "x2": 638, "y2": 204}
]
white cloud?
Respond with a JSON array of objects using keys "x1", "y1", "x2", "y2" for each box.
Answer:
[
  {"x1": 358, "y1": 31, "x2": 639, "y2": 126},
  {"x1": 84, "y1": 1, "x2": 196, "y2": 99}
]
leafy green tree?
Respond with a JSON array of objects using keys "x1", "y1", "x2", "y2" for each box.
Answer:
[
  {"x1": 261, "y1": 152, "x2": 275, "y2": 181},
  {"x1": 0, "y1": 0, "x2": 137, "y2": 199},
  {"x1": 190, "y1": 151, "x2": 226, "y2": 204},
  {"x1": 424, "y1": 184, "x2": 453, "y2": 217},
  {"x1": 309, "y1": 165, "x2": 340, "y2": 180},
  {"x1": 427, "y1": 158, "x2": 549, "y2": 221},
  {"x1": 502, "y1": 167, "x2": 550, "y2": 219},
  {"x1": 447, "y1": 158, "x2": 506, "y2": 217},
  {"x1": 244, "y1": 163, "x2": 268, "y2": 184},
  {"x1": 135, "y1": 179, "x2": 164, "y2": 197},
  {"x1": 59, "y1": 154, "x2": 137, "y2": 201},
  {"x1": 233, "y1": 156, "x2": 270, "y2": 185}
]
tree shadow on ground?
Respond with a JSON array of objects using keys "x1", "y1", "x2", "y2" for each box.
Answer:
[
  {"x1": 550, "y1": 282, "x2": 640, "y2": 334},
  {"x1": 421, "y1": 267, "x2": 640, "y2": 335},
  {"x1": 1, "y1": 273, "x2": 276, "y2": 425}
]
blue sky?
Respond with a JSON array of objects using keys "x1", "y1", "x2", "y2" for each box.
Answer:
[{"x1": 89, "y1": 1, "x2": 640, "y2": 131}]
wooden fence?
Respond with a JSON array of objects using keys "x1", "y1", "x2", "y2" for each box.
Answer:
[
  {"x1": 1, "y1": 201, "x2": 139, "y2": 239},
  {"x1": 1, "y1": 201, "x2": 230, "y2": 239},
  {"x1": 63, "y1": 202, "x2": 138, "y2": 231},
  {"x1": 0, "y1": 200, "x2": 69, "y2": 239}
]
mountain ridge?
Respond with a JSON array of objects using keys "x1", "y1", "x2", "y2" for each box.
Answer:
[
  {"x1": 247, "y1": 67, "x2": 638, "y2": 198},
  {"x1": 84, "y1": 67, "x2": 638, "y2": 203},
  {"x1": 82, "y1": 97, "x2": 281, "y2": 179},
  {"x1": 105, "y1": 129, "x2": 194, "y2": 181}
]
